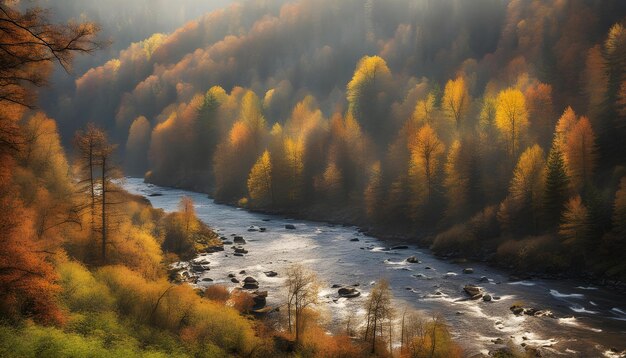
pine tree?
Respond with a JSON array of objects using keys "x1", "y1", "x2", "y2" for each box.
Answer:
[{"x1": 543, "y1": 141, "x2": 569, "y2": 228}]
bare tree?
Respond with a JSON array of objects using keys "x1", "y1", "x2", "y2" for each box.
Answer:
[
  {"x1": 74, "y1": 124, "x2": 120, "y2": 264},
  {"x1": 285, "y1": 264, "x2": 319, "y2": 345},
  {"x1": 363, "y1": 279, "x2": 394, "y2": 354}
]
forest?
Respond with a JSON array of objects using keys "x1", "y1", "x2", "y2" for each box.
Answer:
[
  {"x1": 51, "y1": 0, "x2": 626, "y2": 280},
  {"x1": 1, "y1": 0, "x2": 626, "y2": 357}
]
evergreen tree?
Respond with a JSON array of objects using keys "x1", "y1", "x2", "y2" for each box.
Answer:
[{"x1": 543, "y1": 141, "x2": 569, "y2": 228}]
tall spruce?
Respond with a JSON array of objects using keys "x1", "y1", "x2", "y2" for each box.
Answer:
[{"x1": 544, "y1": 141, "x2": 569, "y2": 228}]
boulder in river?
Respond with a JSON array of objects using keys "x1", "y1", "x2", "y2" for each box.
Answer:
[
  {"x1": 243, "y1": 282, "x2": 259, "y2": 289},
  {"x1": 239, "y1": 270, "x2": 246, "y2": 274},
  {"x1": 264, "y1": 271, "x2": 278, "y2": 277},
  {"x1": 259, "y1": 227, "x2": 266, "y2": 232},
  {"x1": 463, "y1": 268, "x2": 474, "y2": 274},
  {"x1": 510, "y1": 304, "x2": 524, "y2": 315},
  {"x1": 338, "y1": 287, "x2": 360, "y2": 298},
  {"x1": 201, "y1": 278, "x2": 214, "y2": 282},
  {"x1": 350, "y1": 238, "x2": 360, "y2": 242},
  {"x1": 247, "y1": 228, "x2": 258, "y2": 232},
  {"x1": 231, "y1": 278, "x2": 240, "y2": 283},
  {"x1": 406, "y1": 256, "x2": 419, "y2": 263},
  {"x1": 392, "y1": 245, "x2": 409, "y2": 250},
  {"x1": 233, "y1": 253, "x2": 244, "y2": 257},
  {"x1": 285, "y1": 224, "x2": 296, "y2": 230},
  {"x1": 483, "y1": 294, "x2": 492, "y2": 302},
  {"x1": 234, "y1": 247, "x2": 248, "y2": 254},
  {"x1": 463, "y1": 285, "x2": 483, "y2": 299},
  {"x1": 242, "y1": 277, "x2": 259, "y2": 289},
  {"x1": 479, "y1": 276, "x2": 489, "y2": 283},
  {"x1": 234, "y1": 236, "x2": 246, "y2": 244}
]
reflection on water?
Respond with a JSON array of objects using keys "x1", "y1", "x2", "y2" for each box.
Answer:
[{"x1": 123, "y1": 177, "x2": 626, "y2": 356}]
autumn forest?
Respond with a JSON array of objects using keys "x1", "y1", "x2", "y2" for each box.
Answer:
[{"x1": 1, "y1": 0, "x2": 626, "y2": 357}]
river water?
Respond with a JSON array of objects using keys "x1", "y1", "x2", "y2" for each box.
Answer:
[{"x1": 123, "y1": 177, "x2": 626, "y2": 357}]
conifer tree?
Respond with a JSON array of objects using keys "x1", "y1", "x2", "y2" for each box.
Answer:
[{"x1": 543, "y1": 141, "x2": 569, "y2": 227}]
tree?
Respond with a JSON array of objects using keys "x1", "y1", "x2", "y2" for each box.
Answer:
[
  {"x1": 285, "y1": 264, "x2": 319, "y2": 345},
  {"x1": 442, "y1": 76, "x2": 470, "y2": 130},
  {"x1": 74, "y1": 124, "x2": 120, "y2": 264},
  {"x1": 364, "y1": 161, "x2": 383, "y2": 220},
  {"x1": 495, "y1": 88, "x2": 528, "y2": 160},
  {"x1": 565, "y1": 116, "x2": 596, "y2": 190},
  {"x1": 555, "y1": 106, "x2": 578, "y2": 150},
  {"x1": 510, "y1": 144, "x2": 545, "y2": 232},
  {"x1": 559, "y1": 196, "x2": 589, "y2": 254},
  {"x1": 283, "y1": 137, "x2": 304, "y2": 202},
  {"x1": 0, "y1": 2, "x2": 99, "y2": 109},
  {"x1": 97, "y1": 140, "x2": 120, "y2": 264},
  {"x1": 74, "y1": 124, "x2": 106, "y2": 235},
  {"x1": 247, "y1": 150, "x2": 273, "y2": 206},
  {"x1": 543, "y1": 141, "x2": 570, "y2": 227},
  {"x1": 363, "y1": 279, "x2": 393, "y2": 354},
  {"x1": 409, "y1": 124, "x2": 444, "y2": 210},
  {"x1": 346, "y1": 55, "x2": 393, "y2": 145},
  {"x1": 412, "y1": 93, "x2": 436, "y2": 125},
  {"x1": 444, "y1": 140, "x2": 469, "y2": 218}
]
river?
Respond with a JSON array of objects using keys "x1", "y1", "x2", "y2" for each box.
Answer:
[{"x1": 123, "y1": 177, "x2": 626, "y2": 357}]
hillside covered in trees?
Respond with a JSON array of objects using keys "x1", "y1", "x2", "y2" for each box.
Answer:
[
  {"x1": 50, "y1": 0, "x2": 626, "y2": 282},
  {"x1": 3, "y1": 0, "x2": 626, "y2": 357}
]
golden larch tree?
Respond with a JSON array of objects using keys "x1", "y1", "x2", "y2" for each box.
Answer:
[
  {"x1": 409, "y1": 124, "x2": 445, "y2": 208},
  {"x1": 442, "y1": 76, "x2": 470, "y2": 130},
  {"x1": 565, "y1": 116, "x2": 596, "y2": 190},
  {"x1": 247, "y1": 150, "x2": 273, "y2": 205},
  {"x1": 412, "y1": 93, "x2": 436, "y2": 126},
  {"x1": 495, "y1": 88, "x2": 528, "y2": 160},
  {"x1": 509, "y1": 144, "x2": 546, "y2": 229}
]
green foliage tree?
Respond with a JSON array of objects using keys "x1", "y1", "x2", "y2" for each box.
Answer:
[{"x1": 543, "y1": 141, "x2": 570, "y2": 227}]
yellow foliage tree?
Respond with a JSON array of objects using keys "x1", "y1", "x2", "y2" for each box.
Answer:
[
  {"x1": 409, "y1": 124, "x2": 445, "y2": 208},
  {"x1": 495, "y1": 88, "x2": 528, "y2": 160},
  {"x1": 247, "y1": 150, "x2": 273, "y2": 205},
  {"x1": 443, "y1": 140, "x2": 467, "y2": 217},
  {"x1": 412, "y1": 93, "x2": 436, "y2": 125},
  {"x1": 510, "y1": 144, "x2": 546, "y2": 229},
  {"x1": 284, "y1": 137, "x2": 304, "y2": 202},
  {"x1": 442, "y1": 76, "x2": 470, "y2": 129}
]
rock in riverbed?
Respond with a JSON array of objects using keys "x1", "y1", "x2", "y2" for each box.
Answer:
[
  {"x1": 463, "y1": 268, "x2": 474, "y2": 274},
  {"x1": 234, "y1": 236, "x2": 246, "y2": 244},
  {"x1": 392, "y1": 245, "x2": 409, "y2": 250},
  {"x1": 234, "y1": 247, "x2": 248, "y2": 254},
  {"x1": 338, "y1": 287, "x2": 361, "y2": 298},
  {"x1": 243, "y1": 277, "x2": 259, "y2": 289},
  {"x1": 285, "y1": 224, "x2": 296, "y2": 230},
  {"x1": 264, "y1": 271, "x2": 278, "y2": 277},
  {"x1": 463, "y1": 285, "x2": 483, "y2": 299},
  {"x1": 406, "y1": 256, "x2": 419, "y2": 263}
]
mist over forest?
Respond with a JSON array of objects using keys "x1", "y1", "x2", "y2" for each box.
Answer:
[{"x1": 2, "y1": 0, "x2": 626, "y2": 357}]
